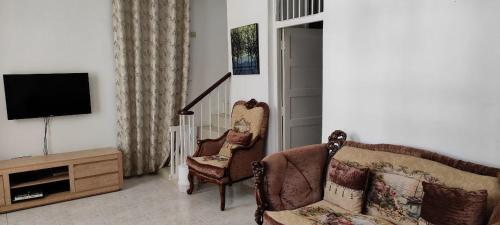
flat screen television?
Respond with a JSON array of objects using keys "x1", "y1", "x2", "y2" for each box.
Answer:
[{"x1": 3, "y1": 73, "x2": 91, "y2": 120}]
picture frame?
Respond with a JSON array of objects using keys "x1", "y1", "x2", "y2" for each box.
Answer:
[{"x1": 230, "y1": 23, "x2": 260, "y2": 75}]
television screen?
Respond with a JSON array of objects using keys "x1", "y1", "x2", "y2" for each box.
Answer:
[{"x1": 3, "y1": 73, "x2": 91, "y2": 120}]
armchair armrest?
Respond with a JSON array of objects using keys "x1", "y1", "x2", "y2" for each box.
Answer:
[
  {"x1": 490, "y1": 201, "x2": 500, "y2": 225},
  {"x1": 227, "y1": 136, "x2": 264, "y2": 182},
  {"x1": 252, "y1": 130, "x2": 347, "y2": 225},
  {"x1": 193, "y1": 130, "x2": 229, "y2": 157}
]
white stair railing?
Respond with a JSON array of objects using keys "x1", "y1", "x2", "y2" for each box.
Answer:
[
  {"x1": 168, "y1": 72, "x2": 231, "y2": 191},
  {"x1": 169, "y1": 126, "x2": 180, "y2": 180},
  {"x1": 276, "y1": 0, "x2": 324, "y2": 22}
]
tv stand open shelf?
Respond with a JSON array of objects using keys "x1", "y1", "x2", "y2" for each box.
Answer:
[
  {"x1": 10, "y1": 173, "x2": 69, "y2": 189},
  {"x1": 0, "y1": 148, "x2": 123, "y2": 213}
]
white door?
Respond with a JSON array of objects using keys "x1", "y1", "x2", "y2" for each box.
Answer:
[{"x1": 282, "y1": 27, "x2": 323, "y2": 149}]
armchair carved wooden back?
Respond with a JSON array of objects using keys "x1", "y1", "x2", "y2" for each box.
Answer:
[
  {"x1": 227, "y1": 99, "x2": 269, "y2": 182},
  {"x1": 230, "y1": 99, "x2": 270, "y2": 141}
]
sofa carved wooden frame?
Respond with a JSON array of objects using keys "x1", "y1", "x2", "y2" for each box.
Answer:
[{"x1": 187, "y1": 99, "x2": 269, "y2": 211}]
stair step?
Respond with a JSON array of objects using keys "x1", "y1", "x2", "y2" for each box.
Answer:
[
  {"x1": 211, "y1": 113, "x2": 230, "y2": 121},
  {"x1": 199, "y1": 125, "x2": 226, "y2": 139},
  {"x1": 207, "y1": 113, "x2": 230, "y2": 129},
  {"x1": 196, "y1": 110, "x2": 231, "y2": 139},
  {"x1": 197, "y1": 124, "x2": 230, "y2": 131}
]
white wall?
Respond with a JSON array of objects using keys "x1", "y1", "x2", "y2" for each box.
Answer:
[
  {"x1": 322, "y1": 0, "x2": 500, "y2": 167},
  {"x1": 226, "y1": 0, "x2": 270, "y2": 104},
  {"x1": 227, "y1": 0, "x2": 279, "y2": 154},
  {"x1": 0, "y1": 0, "x2": 116, "y2": 159},
  {"x1": 188, "y1": 0, "x2": 228, "y2": 102}
]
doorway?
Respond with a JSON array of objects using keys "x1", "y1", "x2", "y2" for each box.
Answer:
[{"x1": 279, "y1": 22, "x2": 323, "y2": 150}]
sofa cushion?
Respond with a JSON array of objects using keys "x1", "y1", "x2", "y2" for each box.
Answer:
[
  {"x1": 324, "y1": 159, "x2": 369, "y2": 213},
  {"x1": 333, "y1": 145, "x2": 500, "y2": 225},
  {"x1": 264, "y1": 200, "x2": 395, "y2": 225},
  {"x1": 186, "y1": 155, "x2": 228, "y2": 178},
  {"x1": 420, "y1": 182, "x2": 488, "y2": 225}
]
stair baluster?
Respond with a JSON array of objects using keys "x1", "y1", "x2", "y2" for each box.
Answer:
[{"x1": 169, "y1": 72, "x2": 231, "y2": 190}]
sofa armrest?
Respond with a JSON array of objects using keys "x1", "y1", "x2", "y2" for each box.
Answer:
[
  {"x1": 193, "y1": 130, "x2": 229, "y2": 157},
  {"x1": 489, "y1": 201, "x2": 500, "y2": 225},
  {"x1": 252, "y1": 130, "x2": 347, "y2": 225},
  {"x1": 263, "y1": 144, "x2": 329, "y2": 208},
  {"x1": 252, "y1": 144, "x2": 328, "y2": 225},
  {"x1": 252, "y1": 145, "x2": 327, "y2": 225}
]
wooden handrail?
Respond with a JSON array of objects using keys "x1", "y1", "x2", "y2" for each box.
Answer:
[{"x1": 178, "y1": 72, "x2": 231, "y2": 115}]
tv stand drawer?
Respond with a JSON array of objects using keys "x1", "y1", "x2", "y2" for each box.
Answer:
[
  {"x1": 74, "y1": 159, "x2": 118, "y2": 178},
  {"x1": 75, "y1": 173, "x2": 119, "y2": 192}
]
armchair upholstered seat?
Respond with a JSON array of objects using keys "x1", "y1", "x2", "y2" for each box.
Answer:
[
  {"x1": 186, "y1": 99, "x2": 269, "y2": 210},
  {"x1": 188, "y1": 155, "x2": 228, "y2": 178}
]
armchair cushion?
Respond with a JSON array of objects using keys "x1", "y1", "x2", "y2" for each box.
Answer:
[
  {"x1": 420, "y1": 182, "x2": 488, "y2": 225},
  {"x1": 216, "y1": 100, "x2": 265, "y2": 158},
  {"x1": 264, "y1": 200, "x2": 394, "y2": 225},
  {"x1": 324, "y1": 159, "x2": 369, "y2": 213},
  {"x1": 218, "y1": 130, "x2": 252, "y2": 158},
  {"x1": 187, "y1": 155, "x2": 228, "y2": 178},
  {"x1": 226, "y1": 130, "x2": 252, "y2": 145},
  {"x1": 218, "y1": 142, "x2": 239, "y2": 158}
]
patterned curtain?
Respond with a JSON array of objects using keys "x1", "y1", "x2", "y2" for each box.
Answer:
[{"x1": 112, "y1": 0, "x2": 190, "y2": 176}]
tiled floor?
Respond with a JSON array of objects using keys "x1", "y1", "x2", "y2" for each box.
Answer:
[{"x1": 2, "y1": 169, "x2": 256, "y2": 225}]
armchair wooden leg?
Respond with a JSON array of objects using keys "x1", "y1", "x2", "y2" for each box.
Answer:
[
  {"x1": 219, "y1": 184, "x2": 226, "y2": 211},
  {"x1": 187, "y1": 171, "x2": 194, "y2": 195}
]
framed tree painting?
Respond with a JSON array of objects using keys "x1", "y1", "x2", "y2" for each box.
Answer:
[{"x1": 230, "y1": 23, "x2": 260, "y2": 75}]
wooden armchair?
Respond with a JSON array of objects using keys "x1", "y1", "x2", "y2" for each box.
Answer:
[{"x1": 186, "y1": 99, "x2": 269, "y2": 210}]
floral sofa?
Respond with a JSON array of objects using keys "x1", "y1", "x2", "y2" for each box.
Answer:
[{"x1": 252, "y1": 130, "x2": 500, "y2": 225}]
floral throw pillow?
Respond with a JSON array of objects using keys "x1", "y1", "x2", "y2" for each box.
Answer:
[
  {"x1": 365, "y1": 162, "x2": 440, "y2": 225},
  {"x1": 323, "y1": 159, "x2": 369, "y2": 213}
]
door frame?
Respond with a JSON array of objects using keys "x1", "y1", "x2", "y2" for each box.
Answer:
[
  {"x1": 268, "y1": 0, "x2": 325, "y2": 152},
  {"x1": 276, "y1": 21, "x2": 324, "y2": 151}
]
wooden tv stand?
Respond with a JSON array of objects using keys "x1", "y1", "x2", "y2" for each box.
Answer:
[{"x1": 0, "y1": 148, "x2": 123, "y2": 213}]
